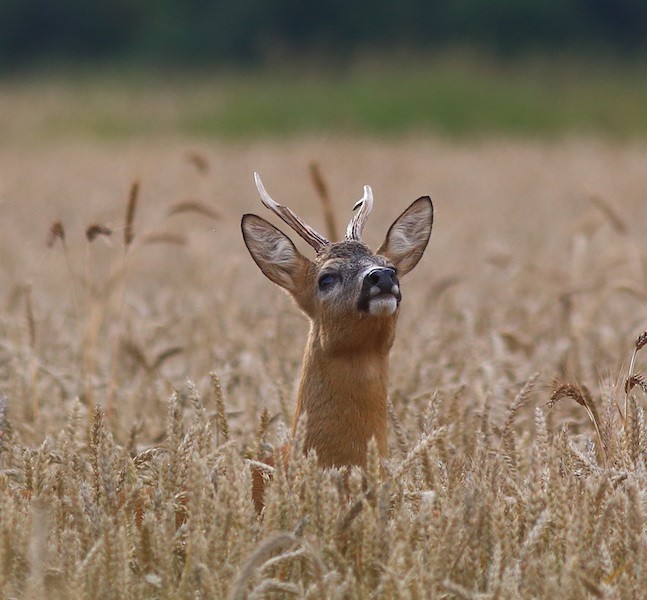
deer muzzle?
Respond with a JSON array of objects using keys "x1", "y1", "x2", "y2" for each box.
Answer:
[{"x1": 358, "y1": 267, "x2": 401, "y2": 316}]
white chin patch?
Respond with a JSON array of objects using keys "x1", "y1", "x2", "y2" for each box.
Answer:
[{"x1": 368, "y1": 295, "x2": 398, "y2": 316}]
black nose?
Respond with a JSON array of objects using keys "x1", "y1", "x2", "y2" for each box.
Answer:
[{"x1": 366, "y1": 268, "x2": 397, "y2": 293}]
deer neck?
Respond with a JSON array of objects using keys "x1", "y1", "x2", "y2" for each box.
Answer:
[{"x1": 292, "y1": 318, "x2": 396, "y2": 469}]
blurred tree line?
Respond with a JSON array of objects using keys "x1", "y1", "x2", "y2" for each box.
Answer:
[{"x1": 0, "y1": 0, "x2": 646, "y2": 68}]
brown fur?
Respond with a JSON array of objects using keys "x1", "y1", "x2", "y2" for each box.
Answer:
[
  {"x1": 294, "y1": 280, "x2": 396, "y2": 467},
  {"x1": 242, "y1": 183, "x2": 433, "y2": 511}
]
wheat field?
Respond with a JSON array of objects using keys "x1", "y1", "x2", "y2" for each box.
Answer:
[{"x1": 1, "y1": 135, "x2": 647, "y2": 599}]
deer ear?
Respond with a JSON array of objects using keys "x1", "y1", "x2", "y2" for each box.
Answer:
[
  {"x1": 242, "y1": 214, "x2": 312, "y2": 293},
  {"x1": 377, "y1": 196, "x2": 433, "y2": 276}
]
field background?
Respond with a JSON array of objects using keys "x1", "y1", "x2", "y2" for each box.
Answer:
[{"x1": 2, "y1": 59, "x2": 647, "y2": 597}]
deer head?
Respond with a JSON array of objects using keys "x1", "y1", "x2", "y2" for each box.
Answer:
[{"x1": 241, "y1": 172, "x2": 433, "y2": 469}]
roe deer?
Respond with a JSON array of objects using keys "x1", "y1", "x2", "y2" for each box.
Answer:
[{"x1": 242, "y1": 173, "x2": 433, "y2": 510}]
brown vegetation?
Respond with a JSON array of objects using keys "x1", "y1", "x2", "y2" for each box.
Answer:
[{"x1": 0, "y1": 137, "x2": 646, "y2": 598}]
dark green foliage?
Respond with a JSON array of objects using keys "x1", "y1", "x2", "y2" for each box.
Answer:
[{"x1": 0, "y1": 0, "x2": 646, "y2": 69}]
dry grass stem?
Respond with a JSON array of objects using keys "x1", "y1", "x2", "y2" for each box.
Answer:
[
  {"x1": 3, "y1": 138, "x2": 647, "y2": 599},
  {"x1": 228, "y1": 532, "x2": 299, "y2": 600},
  {"x1": 85, "y1": 224, "x2": 113, "y2": 242},
  {"x1": 141, "y1": 231, "x2": 188, "y2": 246},
  {"x1": 625, "y1": 374, "x2": 647, "y2": 394},
  {"x1": 46, "y1": 219, "x2": 81, "y2": 319},
  {"x1": 549, "y1": 383, "x2": 607, "y2": 467},
  {"x1": 46, "y1": 221, "x2": 65, "y2": 248},
  {"x1": 185, "y1": 151, "x2": 210, "y2": 174},
  {"x1": 624, "y1": 329, "x2": 647, "y2": 428},
  {"x1": 309, "y1": 161, "x2": 338, "y2": 241},
  {"x1": 0, "y1": 395, "x2": 7, "y2": 468},
  {"x1": 24, "y1": 286, "x2": 36, "y2": 349},
  {"x1": 150, "y1": 346, "x2": 184, "y2": 371},
  {"x1": 255, "y1": 407, "x2": 271, "y2": 457},
  {"x1": 167, "y1": 200, "x2": 221, "y2": 221},
  {"x1": 588, "y1": 193, "x2": 627, "y2": 234},
  {"x1": 211, "y1": 372, "x2": 229, "y2": 443},
  {"x1": 124, "y1": 180, "x2": 139, "y2": 247}
]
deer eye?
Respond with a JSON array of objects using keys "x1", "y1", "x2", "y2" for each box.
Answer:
[{"x1": 318, "y1": 273, "x2": 338, "y2": 290}]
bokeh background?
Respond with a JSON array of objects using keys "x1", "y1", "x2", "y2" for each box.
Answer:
[
  {"x1": 2, "y1": 0, "x2": 647, "y2": 66},
  {"x1": 2, "y1": 0, "x2": 647, "y2": 140}
]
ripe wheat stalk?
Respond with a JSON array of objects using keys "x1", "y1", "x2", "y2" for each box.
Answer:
[{"x1": 1, "y1": 140, "x2": 646, "y2": 599}]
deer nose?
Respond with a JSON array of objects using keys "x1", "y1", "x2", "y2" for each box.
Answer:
[{"x1": 366, "y1": 268, "x2": 398, "y2": 293}]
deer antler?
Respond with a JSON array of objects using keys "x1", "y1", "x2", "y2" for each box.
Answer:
[
  {"x1": 254, "y1": 172, "x2": 329, "y2": 253},
  {"x1": 346, "y1": 185, "x2": 374, "y2": 241}
]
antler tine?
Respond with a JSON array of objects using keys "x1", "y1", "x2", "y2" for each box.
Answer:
[
  {"x1": 345, "y1": 185, "x2": 374, "y2": 241},
  {"x1": 254, "y1": 172, "x2": 329, "y2": 253}
]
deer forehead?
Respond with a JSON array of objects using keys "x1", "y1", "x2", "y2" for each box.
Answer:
[{"x1": 314, "y1": 240, "x2": 391, "y2": 274}]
